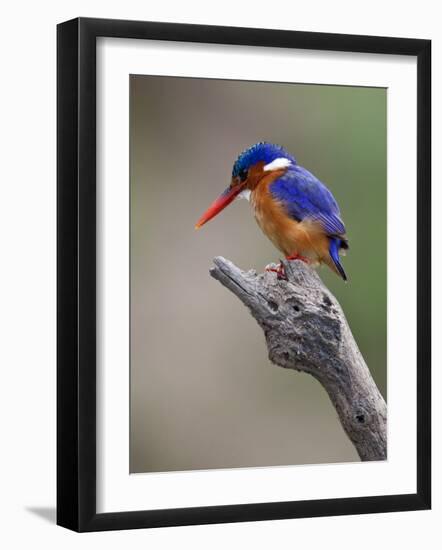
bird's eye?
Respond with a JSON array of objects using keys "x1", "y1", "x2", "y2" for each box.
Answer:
[{"x1": 239, "y1": 169, "x2": 248, "y2": 182}]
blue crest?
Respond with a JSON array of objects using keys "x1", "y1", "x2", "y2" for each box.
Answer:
[{"x1": 232, "y1": 142, "x2": 297, "y2": 178}]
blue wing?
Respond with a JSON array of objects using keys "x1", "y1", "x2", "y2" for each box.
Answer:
[{"x1": 270, "y1": 165, "x2": 346, "y2": 236}]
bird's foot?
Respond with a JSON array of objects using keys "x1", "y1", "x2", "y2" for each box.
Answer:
[
  {"x1": 265, "y1": 254, "x2": 310, "y2": 280},
  {"x1": 286, "y1": 252, "x2": 310, "y2": 264},
  {"x1": 265, "y1": 262, "x2": 287, "y2": 281}
]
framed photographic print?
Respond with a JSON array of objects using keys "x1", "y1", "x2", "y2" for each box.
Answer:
[{"x1": 57, "y1": 17, "x2": 431, "y2": 531}]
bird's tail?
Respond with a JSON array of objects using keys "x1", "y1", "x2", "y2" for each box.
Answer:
[{"x1": 329, "y1": 237, "x2": 347, "y2": 281}]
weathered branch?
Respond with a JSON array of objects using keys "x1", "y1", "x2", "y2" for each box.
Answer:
[{"x1": 210, "y1": 256, "x2": 387, "y2": 461}]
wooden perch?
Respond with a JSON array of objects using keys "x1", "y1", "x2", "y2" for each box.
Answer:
[{"x1": 210, "y1": 256, "x2": 387, "y2": 461}]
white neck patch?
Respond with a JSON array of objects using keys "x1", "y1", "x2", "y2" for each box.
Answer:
[
  {"x1": 263, "y1": 157, "x2": 292, "y2": 172},
  {"x1": 237, "y1": 189, "x2": 251, "y2": 201}
]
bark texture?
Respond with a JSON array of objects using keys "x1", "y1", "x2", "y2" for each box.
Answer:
[{"x1": 210, "y1": 256, "x2": 387, "y2": 461}]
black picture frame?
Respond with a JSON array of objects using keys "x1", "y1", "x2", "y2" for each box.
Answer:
[{"x1": 57, "y1": 17, "x2": 431, "y2": 532}]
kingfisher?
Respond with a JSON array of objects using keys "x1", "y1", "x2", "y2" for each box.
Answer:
[{"x1": 195, "y1": 142, "x2": 348, "y2": 281}]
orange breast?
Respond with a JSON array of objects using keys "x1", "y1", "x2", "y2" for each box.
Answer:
[{"x1": 251, "y1": 174, "x2": 330, "y2": 263}]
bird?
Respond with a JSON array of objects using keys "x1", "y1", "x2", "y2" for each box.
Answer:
[{"x1": 195, "y1": 142, "x2": 348, "y2": 281}]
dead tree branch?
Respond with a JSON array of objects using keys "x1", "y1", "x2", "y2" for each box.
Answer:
[{"x1": 210, "y1": 256, "x2": 387, "y2": 461}]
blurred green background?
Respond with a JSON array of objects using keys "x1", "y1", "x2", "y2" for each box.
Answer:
[{"x1": 130, "y1": 75, "x2": 386, "y2": 473}]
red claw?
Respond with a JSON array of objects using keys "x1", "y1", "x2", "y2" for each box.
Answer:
[
  {"x1": 265, "y1": 262, "x2": 287, "y2": 280},
  {"x1": 265, "y1": 252, "x2": 310, "y2": 281}
]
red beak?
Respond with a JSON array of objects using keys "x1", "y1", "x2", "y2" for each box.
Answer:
[{"x1": 195, "y1": 184, "x2": 245, "y2": 229}]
